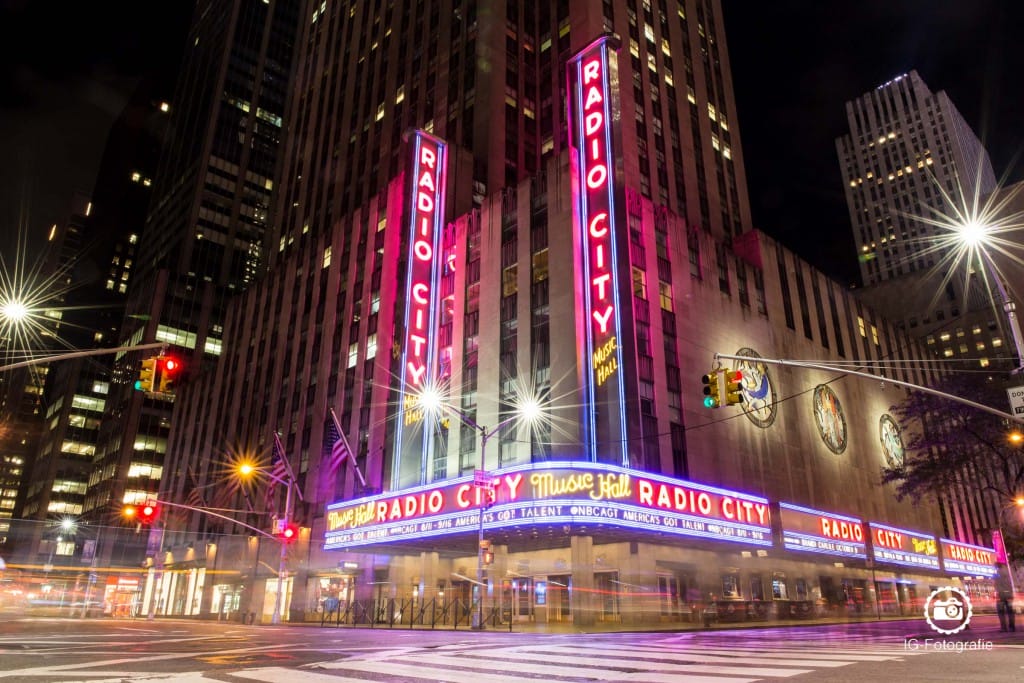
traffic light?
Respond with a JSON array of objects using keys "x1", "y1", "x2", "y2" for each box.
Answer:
[
  {"x1": 483, "y1": 549, "x2": 494, "y2": 565},
  {"x1": 124, "y1": 502, "x2": 159, "y2": 524},
  {"x1": 157, "y1": 356, "x2": 180, "y2": 394},
  {"x1": 138, "y1": 502, "x2": 159, "y2": 524},
  {"x1": 277, "y1": 521, "x2": 299, "y2": 544},
  {"x1": 135, "y1": 357, "x2": 157, "y2": 392},
  {"x1": 701, "y1": 371, "x2": 721, "y2": 409},
  {"x1": 723, "y1": 369, "x2": 744, "y2": 406}
]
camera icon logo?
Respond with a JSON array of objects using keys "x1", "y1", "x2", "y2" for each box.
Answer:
[{"x1": 924, "y1": 586, "x2": 972, "y2": 635}]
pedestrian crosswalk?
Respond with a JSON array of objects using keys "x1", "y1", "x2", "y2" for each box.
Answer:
[{"x1": 207, "y1": 638, "x2": 919, "y2": 683}]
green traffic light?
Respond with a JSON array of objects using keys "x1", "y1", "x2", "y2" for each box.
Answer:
[
  {"x1": 703, "y1": 396, "x2": 717, "y2": 408},
  {"x1": 134, "y1": 380, "x2": 142, "y2": 391}
]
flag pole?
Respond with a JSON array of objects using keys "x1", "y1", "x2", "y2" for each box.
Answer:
[
  {"x1": 272, "y1": 431, "x2": 304, "y2": 501},
  {"x1": 329, "y1": 408, "x2": 367, "y2": 487}
]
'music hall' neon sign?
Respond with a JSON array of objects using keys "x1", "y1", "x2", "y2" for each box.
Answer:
[
  {"x1": 567, "y1": 35, "x2": 629, "y2": 466},
  {"x1": 392, "y1": 131, "x2": 447, "y2": 488},
  {"x1": 325, "y1": 461, "x2": 772, "y2": 550}
]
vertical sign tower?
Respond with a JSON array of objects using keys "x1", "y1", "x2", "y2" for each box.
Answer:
[
  {"x1": 567, "y1": 35, "x2": 635, "y2": 467},
  {"x1": 392, "y1": 130, "x2": 448, "y2": 489}
]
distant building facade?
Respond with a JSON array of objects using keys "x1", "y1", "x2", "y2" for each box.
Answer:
[{"x1": 837, "y1": 74, "x2": 1019, "y2": 558}]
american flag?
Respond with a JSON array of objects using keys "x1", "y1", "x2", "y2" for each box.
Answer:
[
  {"x1": 265, "y1": 434, "x2": 289, "y2": 509},
  {"x1": 270, "y1": 434, "x2": 289, "y2": 482},
  {"x1": 184, "y1": 466, "x2": 206, "y2": 509},
  {"x1": 327, "y1": 409, "x2": 366, "y2": 487},
  {"x1": 324, "y1": 418, "x2": 347, "y2": 474}
]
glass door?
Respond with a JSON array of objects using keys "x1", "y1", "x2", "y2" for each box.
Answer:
[
  {"x1": 548, "y1": 575, "x2": 571, "y2": 621},
  {"x1": 595, "y1": 571, "x2": 620, "y2": 621}
]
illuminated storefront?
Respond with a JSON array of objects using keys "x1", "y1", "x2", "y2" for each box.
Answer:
[{"x1": 323, "y1": 462, "x2": 995, "y2": 625}]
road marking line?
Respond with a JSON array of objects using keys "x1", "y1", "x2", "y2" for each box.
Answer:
[
  {"x1": 69, "y1": 674, "x2": 215, "y2": 682},
  {"x1": 406, "y1": 651, "x2": 812, "y2": 679},
  {"x1": 234, "y1": 668, "x2": 390, "y2": 683},
  {"x1": 0, "y1": 643, "x2": 289, "y2": 678},
  {"x1": 510, "y1": 644, "x2": 857, "y2": 668},
  {"x1": 321, "y1": 659, "x2": 555, "y2": 683},
  {"x1": 559, "y1": 642, "x2": 909, "y2": 661}
]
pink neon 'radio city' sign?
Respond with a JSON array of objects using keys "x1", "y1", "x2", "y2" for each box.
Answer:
[
  {"x1": 393, "y1": 131, "x2": 447, "y2": 488},
  {"x1": 568, "y1": 34, "x2": 630, "y2": 466}
]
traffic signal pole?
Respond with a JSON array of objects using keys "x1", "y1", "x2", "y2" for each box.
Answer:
[
  {"x1": 0, "y1": 342, "x2": 164, "y2": 372},
  {"x1": 130, "y1": 499, "x2": 292, "y2": 622},
  {"x1": 271, "y1": 477, "x2": 293, "y2": 625},
  {"x1": 713, "y1": 352, "x2": 1024, "y2": 423}
]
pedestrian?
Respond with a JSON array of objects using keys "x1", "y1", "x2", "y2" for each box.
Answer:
[{"x1": 995, "y1": 564, "x2": 1016, "y2": 633}]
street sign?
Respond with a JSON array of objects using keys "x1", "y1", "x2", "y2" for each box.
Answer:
[
  {"x1": 1006, "y1": 385, "x2": 1024, "y2": 416},
  {"x1": 473, "y1": 470, "x2": 493, "y2": 488}
]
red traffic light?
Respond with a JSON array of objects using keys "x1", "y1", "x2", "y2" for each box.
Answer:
[
  {"x1": 156, "y1": 356, "x2": 181, "y2": 394},
  {"x1": 138, "y1": 503, "x2": 158, "y2": 524},
  {"x1": 280, "y1": 522, "x2": 299, "y2": 543},
  {"x1": 158, "y1": 356, "x2": 180, "y2": 375},
  {"x1": 123, "y1": 502, "x2": 159, "y2": 524}
]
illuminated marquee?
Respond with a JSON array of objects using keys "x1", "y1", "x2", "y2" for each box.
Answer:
[
  {"x1": 567, "y1": 34, "x2": 629, "y2": 466},
  {"x1": 325, "y1": 461, "x2": 772, "y2": 549},
  {"x1": 868, "y1": 521, "x2": 939, "y2": 570},
  {"x1": 939, "y1": 539, "x2": 997, "y2": 577},
  {"x1": 778, "y1": 502, "x2": 867, "y2": 559},
  {"x1": 392, "y1": 131, "x2": 448, "y2": 488}
]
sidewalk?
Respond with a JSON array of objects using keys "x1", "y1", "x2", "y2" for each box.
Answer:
[
  {"x1": 25, "y1": 605, "x2": 1024, "y2": 644},
  {"x1": 302, "y1": 610, "x2": 1024, "y2": 643}
]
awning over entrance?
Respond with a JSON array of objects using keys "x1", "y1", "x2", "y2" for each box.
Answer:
[{"x1": 324, "y1": 461, "x2": 772, "y2": 556}]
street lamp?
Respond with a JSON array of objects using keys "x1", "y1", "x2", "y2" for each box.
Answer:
[
  {"x1": 236, "y1": 460, "x2": 298, "y2": 625},
  {"x1": 956, "y1": 221, "x2": 1024, "y2": 373},
  {"x1": 75, "y1": 522, "x2": 104, "y2": 619},
  {"x1": 45, "y1": 518, "x2": 77, "y2": 570},
  {"x1": 418, "y1": 389, "x2": 542, "y2": 629}
]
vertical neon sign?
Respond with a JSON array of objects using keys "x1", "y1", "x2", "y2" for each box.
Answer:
[
  {"x1": 393, "y1": 130, "x2": 447, "y2": 489},
  {"x1": 567, "y1": 35, "x2": 630, "y2": 466}
]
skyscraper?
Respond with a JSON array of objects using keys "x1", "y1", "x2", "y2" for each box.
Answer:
[
  {"x1": 837, "y1": 70, "x2": 996, "y2": 288},
  {"x1": 86, "y1": 0, "x2": 301, "y2": 529}
]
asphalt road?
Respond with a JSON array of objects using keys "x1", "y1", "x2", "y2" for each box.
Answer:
[{"x1": 0, "y1": 614, "x2": 1021, "y2": 682}]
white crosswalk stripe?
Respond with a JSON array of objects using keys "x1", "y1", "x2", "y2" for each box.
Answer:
[
  {"x1": 221, "y1": 639, "x2": 916, "y2": 683},
  {"x1": 35, "y1": 639, "x2": 922, "y2": 683}
]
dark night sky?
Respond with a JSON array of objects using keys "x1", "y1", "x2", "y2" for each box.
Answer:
[
  {"x1": 0, "y1": 1, "x2": 192, "y2": 265},
  {"x1": 2, "y1": 2, "x2": 1023, "y2": 290}
]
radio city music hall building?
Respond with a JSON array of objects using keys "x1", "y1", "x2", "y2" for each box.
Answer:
[
  {"x1": 309, "y1": 39, "x2": 995, "y2": 626},
  {"x1": 161, "y1": 7, "x2": 999, "y2": 625}
]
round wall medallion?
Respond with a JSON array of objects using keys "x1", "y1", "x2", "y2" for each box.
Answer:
[
  {"x1": 734, "y1": 347, "x2": 777, "y2": 428},
  {"x1": 812, "y1": 384, "x2": 847, "y2": 454},
  {"x1": 879, "y1": 414, "x2": 905, "y2": 468}
]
